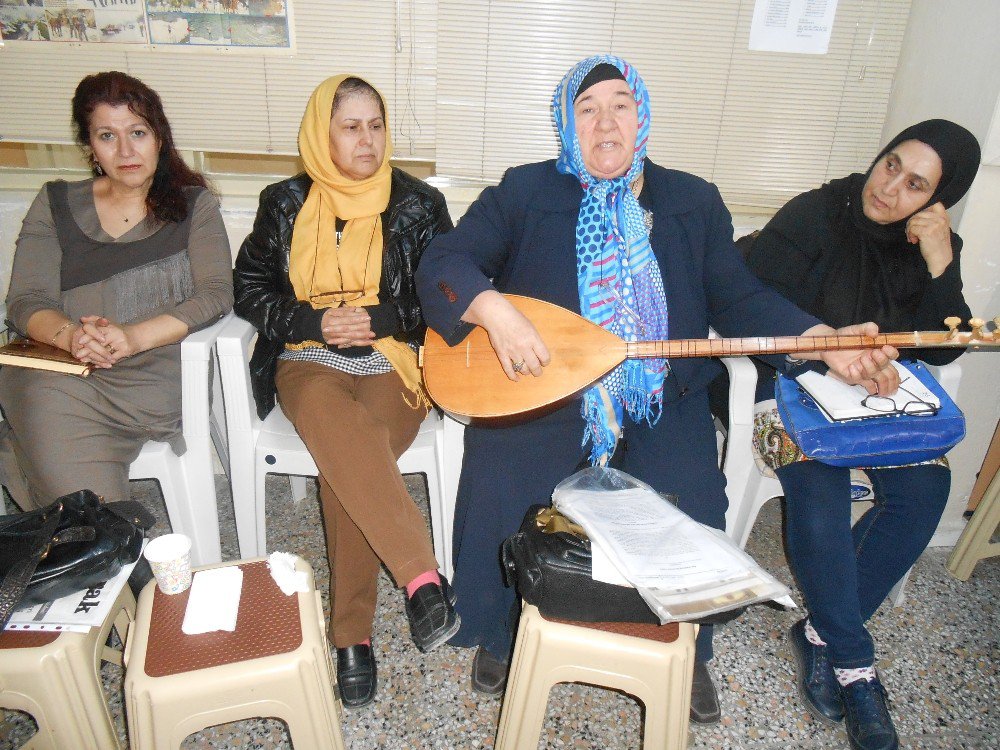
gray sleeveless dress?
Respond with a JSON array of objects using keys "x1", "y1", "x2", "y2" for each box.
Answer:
[{"x1": 0, "y1": 179, "x2": 232, "y2": 508}]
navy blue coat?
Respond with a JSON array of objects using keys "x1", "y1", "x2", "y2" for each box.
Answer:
[{"x1": 415, "y1": 159, "x2": 818, "y2": 658}]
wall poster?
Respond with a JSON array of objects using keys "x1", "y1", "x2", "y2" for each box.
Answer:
[{"x1": 0, "y1": 1, "x2": 291, "y2": 48}]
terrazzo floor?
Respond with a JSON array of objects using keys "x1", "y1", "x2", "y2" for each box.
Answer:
[{"x1": 1, "y1": 473, "x2": 996, "y2": 750}]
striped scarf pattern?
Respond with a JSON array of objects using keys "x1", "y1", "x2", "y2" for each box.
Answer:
[{"x1": 552, "y1": 54, "x2": 669, "y2": 465}]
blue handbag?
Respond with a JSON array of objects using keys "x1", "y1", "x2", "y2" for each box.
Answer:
[{"x1": 774, "y1": 360, "x2": 966, "y2": 468}]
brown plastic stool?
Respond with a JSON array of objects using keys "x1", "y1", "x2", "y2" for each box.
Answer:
[
  {"x1": 123, "y1": 557, "x2": 345, "y2": 750},
  {"x1": 0, "y1": 582, "x2": 136, "y2": 750},
  {"x1": 495, "y1": 604, "x2": 697, "y2": 750}
]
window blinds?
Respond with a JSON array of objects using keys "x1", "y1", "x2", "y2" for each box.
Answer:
[
  {"x1": 434, "y1": 0, "x2": 911, "y2": 209},
  {"x1": 0, "y1": 0, "x2": 911, "y2": 208},
  {"x1": 0, "y1": 0, "x2": 437, "y2": 159}
]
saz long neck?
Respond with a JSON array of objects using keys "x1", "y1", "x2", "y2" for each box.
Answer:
[{"x1": 626, "y1": 331, "x2": 968, "y2": 359}]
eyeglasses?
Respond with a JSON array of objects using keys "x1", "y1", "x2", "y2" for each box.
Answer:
[
  {"x1": 860, "y1": 379, "x2": 939, "y2": 416},
  {"x1": 308, "y1": 207, "x2": 377, "y2": 308}
]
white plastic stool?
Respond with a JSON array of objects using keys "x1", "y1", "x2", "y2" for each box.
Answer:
[
  {"x1": 123, "y1": 557, "x2": 345, "y2": 750},
  {"x1": 495, "y1": 604, "x2": 697, "y2": 750},
  {"x1": 0, "y1": 583, "x2": 135, "y2": 750}
]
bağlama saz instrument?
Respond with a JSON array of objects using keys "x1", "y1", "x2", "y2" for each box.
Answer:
[{"x1": 419, "y1": 295, "x2": 1000, "y2": 420}]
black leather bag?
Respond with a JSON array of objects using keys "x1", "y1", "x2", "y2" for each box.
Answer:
[
  {"x1": 502, "y1": 504, "x2": 745, "y2": 625},
  {"x1": 0, "y1": 489, "x2": 154, "y2": 627},
  {"x1": 502, "y1": 504, "x2": 663, "y2": 624}
]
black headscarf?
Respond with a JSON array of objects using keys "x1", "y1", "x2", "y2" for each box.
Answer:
[
  {"x1": 848, "y1": 119, "x2": 982, "y2": 244},
  {"x1": 574, "y1": 63, "x2": 627, "y2": 101},
  {"x1": 817, "y1": 119, "x2": 981, "y2": 330}
]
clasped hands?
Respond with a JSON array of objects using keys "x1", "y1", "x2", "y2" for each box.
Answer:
[
  {"x1": 72, "y1": 316, "x2": 134, "y2": 368},
  {"x1": 321, "y1": 305, "x2": 375, "y2": 348}
]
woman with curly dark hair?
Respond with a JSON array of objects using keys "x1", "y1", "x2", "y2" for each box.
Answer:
[{"x1": 0, "y1": 71, "x2": 233, "y2": 509}]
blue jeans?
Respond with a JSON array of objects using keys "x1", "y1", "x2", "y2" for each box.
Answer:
[{"x1": 776, "y1": 461, "x2": 950, "y2": 668}]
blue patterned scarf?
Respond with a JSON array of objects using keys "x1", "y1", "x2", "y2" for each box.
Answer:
[{"x1": 552, "y1": 54, "x2": 669, "y2": 465}]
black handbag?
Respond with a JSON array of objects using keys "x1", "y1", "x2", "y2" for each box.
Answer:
[
  {"x1": 0, "y1": 489, "x2": 155, "y2": 627},
  {"x1": 502, "y1": 504, "x2": 744, "y2": 626}
]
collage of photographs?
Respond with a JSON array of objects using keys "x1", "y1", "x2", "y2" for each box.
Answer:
[{"x1": 0, "y1": 0, "x2": 289, "y2": 47}]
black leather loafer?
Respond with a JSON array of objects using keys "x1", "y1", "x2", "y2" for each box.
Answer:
[
  {"x1": 405, "y1": 575, "x2": 461, "y2": 653},
  {"x1": 336, "y1": 644, "x2": 377, "y2": 709},
  {"x1": 690, "y1": 660, "x2": 722, "y2": 724},
  {"x1": 471, "y1": 645, "x2": 509, "y2": 695},
  {"x1": 789, "y1": 619, "x2": 845, "y2": 724}
]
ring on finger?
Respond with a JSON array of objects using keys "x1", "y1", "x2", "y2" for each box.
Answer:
[
  {"x1": 512, "y1": 360, "x2": 525, "y2": 373},
  {"x1": 108, "y1": 346, "x2": 117, "y2": 355}
]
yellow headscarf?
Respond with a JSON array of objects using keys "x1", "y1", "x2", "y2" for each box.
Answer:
[{"x1": 288, "y1": 74, "x2": 427, "y2": 407}]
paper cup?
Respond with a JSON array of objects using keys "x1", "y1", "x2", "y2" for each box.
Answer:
[{"x1": 144, "y1": 533, "x2": 193, "y2": 594}]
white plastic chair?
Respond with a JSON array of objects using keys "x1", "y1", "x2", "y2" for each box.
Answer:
[
  {"x1": 127, "y1": 313, "x2": 233, "y2": 566},
  {"x1": 216, "y1": 315, "x2": 461, "y2": 578},
  {"x1": 720, "y1": 356, "x2": 962, "y2": 608}
]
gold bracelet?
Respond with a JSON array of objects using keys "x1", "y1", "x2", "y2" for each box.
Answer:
[{"x1": 50, "y1": 320, "x2": 76, "y2": 347}]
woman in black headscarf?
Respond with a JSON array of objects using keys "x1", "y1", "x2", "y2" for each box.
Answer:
[{"x1": 745, "y1": 120, "x2": 980, "y2": 750}]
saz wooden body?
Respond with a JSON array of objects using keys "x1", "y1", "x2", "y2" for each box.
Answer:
[{"x1": 421, "y1": 296, "x2": 627, "y2": 419}]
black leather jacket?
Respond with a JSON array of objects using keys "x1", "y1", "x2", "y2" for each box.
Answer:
[{"x1": 234, "y1": 169, "x2": 452, "y2": 418}]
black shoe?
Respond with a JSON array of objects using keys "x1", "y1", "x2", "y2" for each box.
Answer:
[
  {"x1": 405, "y1": 575, "x2": 461, "y2": 653},
  {"x1": 471, "y1": 645, "x2": 509, "y2": 695},
  {"x1": 689, "y1": 661, "x2": 721, "y2": 724},
  {"x1": 336, "y1": 644, "x2": 377, "y2": 709},
  {"x1": 789, "y1": 619, "x2": 844, "y2": 724},
  {"x1": 840, "y1": 675, "x2": 899, "y2": 750}
]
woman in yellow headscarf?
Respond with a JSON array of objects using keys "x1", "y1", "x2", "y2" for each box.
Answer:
[{"x1": 234, "y1": 75, "x2": 455, "y2": 708}]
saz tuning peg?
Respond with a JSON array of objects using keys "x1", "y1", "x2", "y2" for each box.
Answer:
[{"x1": 943, "y1": 316, "x2": 961, "y2": 336}]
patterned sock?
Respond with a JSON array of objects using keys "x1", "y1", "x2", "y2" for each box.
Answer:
[
  {"x1": 405, "y1": 569, "x2": 441, "y2": 598},
  {"x1": 834, "y1": 665, "x2": 877, "y2": 686},
  {"x1": 804, "y1": 619, "x2": 827, "y2": 646}
]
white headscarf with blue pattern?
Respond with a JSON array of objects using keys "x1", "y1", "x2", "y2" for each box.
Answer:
[{"x1": 552, "y1": 54, "x2": 669, "y2": 465}]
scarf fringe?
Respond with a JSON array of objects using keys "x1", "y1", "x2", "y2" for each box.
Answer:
[{"x1": 582, "y1": 387, "x2": 620, "y2": 467}]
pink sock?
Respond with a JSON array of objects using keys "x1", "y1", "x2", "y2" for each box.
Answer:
[
  {"x1": 358, "y1": 638, "x2": 371, "y2": 647},
  {"x1": 405, "y1": 569, "x2": 441, "y2": 598}
]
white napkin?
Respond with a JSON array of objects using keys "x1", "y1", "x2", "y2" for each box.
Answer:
[
  {"x1": 267, "y1": 551, "x2": 308, "y2": 595},
  {"x1": 181, "y1": 567, "x2": 243, "y2": 635}
]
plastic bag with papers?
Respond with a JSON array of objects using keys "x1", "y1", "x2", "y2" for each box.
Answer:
[{"x1": 552, "y1": 467, "x2": 794, "y2": 623}]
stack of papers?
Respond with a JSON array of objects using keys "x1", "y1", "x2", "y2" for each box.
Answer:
[
  {"x1": 553, "y1": 470, "x2": 793, "y2": 623},
  {"x1": 796, "y1": 361, "x2": 938, "y2": 421}
]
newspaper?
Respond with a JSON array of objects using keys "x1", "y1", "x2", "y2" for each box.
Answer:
[
  {"x1": 552, "y1": 468, "x2": 794, "y2": 623},
  {"x1": 4, "y1": 556, "x2": 139, "y2": 633}
]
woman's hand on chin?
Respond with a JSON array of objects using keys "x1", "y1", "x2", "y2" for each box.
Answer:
[
  {"x1": 462, "y1": 290, "x2": 551, "y2": 381},
  {"x1": 906, "y1": 202, "x2": 953, "y2": 277}
]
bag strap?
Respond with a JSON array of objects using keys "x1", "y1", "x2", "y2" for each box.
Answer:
[
  {"x1": 0, "y1": 502, "x2": 63, "y2": 629},
  {"x1": 103, "y1": 500, "x2": 157, "y2": 530}
]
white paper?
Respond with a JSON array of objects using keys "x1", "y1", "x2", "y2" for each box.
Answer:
[
  {"x1": 590, "y1": 542, "x2": 634, "y2": 587},
  {"x1": 4, "y1": 554, "x2": 140, "y2": 633},
  {"x1": 796, "y1": 361, "x2": 938, "y2": 421},
  {"x1": 552, "y1": 473, "x2": 793, "y2": 622},
  {"x1": 181, "y1": 567, "x2": 243, "y2": 635},
  {"x1": 749, "y1": 0, "x2": 839, "y2": 55}
]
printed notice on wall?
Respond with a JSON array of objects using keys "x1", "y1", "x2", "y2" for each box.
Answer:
[
  {"x1": 0, "y1": 0, "x2": 292, "y2": 49},
  {"x1": 749, "y1": 0, "x2": 838, "y2": 54}
]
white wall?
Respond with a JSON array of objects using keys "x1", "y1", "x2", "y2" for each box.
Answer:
[{"x1": 882, "y1": 0, "x2": 1000, "y2": 544}]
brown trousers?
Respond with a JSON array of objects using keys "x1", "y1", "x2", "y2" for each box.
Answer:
[{"x1": 274, "y1": 359, "x2": 437, "y2": 647}]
